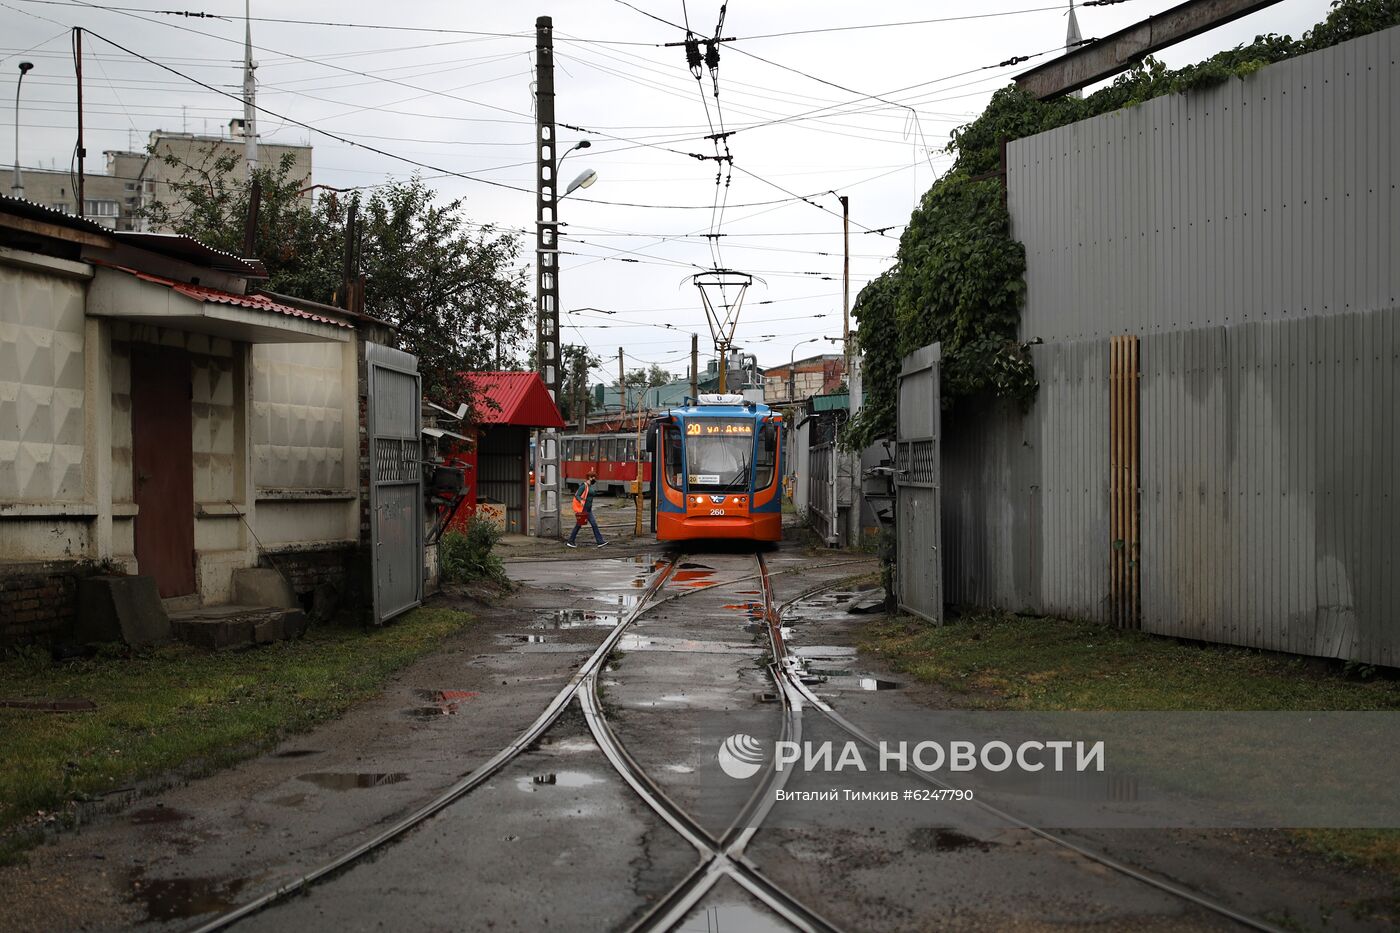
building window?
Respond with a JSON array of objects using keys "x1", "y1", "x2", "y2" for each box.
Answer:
[{"x1": 84, "y1": 200, "x2": 119, "y2": 217}]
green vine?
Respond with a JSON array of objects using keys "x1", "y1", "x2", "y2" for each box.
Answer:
[{"x1": 847, "y1": 0, "x2": 1400, "y2": 450}]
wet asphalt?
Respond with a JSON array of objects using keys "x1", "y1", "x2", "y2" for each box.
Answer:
[{"x1": 3, "y1": 530, "x2": 1397, "y2": 932}]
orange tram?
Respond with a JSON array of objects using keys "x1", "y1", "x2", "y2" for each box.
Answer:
[{"x1": 647, "y1": 394, "x2": 783, "y2": 542}]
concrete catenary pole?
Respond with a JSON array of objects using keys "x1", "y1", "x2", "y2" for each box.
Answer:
[{"x1": 533, "y1": 15, "x2": 564, "y2": 537}]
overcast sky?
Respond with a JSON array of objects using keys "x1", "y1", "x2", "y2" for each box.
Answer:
[{"x1": 3, "y1": 0, "x2": 1336, "y2": 383}]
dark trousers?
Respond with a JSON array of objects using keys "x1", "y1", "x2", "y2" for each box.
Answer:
[{"x1": 569, "y1": 511, "x2": 603, "y2": 544}]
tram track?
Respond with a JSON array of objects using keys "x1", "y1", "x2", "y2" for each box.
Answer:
[
  {"x1": 765, "y1": 576, "x2": 1289, "y2": 933},
  {"x1": 190, "y1": 542, "x2": 1287, "y2": 933},
  {"x1": 190, "y1": 549, "x2": 869, "y2": 933}
]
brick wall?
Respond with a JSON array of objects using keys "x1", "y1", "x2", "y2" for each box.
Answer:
[
  {"x1": 257, "y1": 545, "x2": 360, "y2": 613},
  {"x1": 0, "y1": 561, "x2": 98, "y2": 646}
]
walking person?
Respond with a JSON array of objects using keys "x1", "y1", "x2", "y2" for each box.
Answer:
[{"x1": 566, "y1": 470, "x2": 608, "y2": 549}]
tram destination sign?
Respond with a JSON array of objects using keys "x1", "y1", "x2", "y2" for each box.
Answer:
[{"x1": 686, "y1": 421, "x2": 753, "y2": 437}]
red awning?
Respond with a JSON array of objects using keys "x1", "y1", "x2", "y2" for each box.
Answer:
[{"x1": 461, "y1": 371, "x2": 565, "y2": 429}]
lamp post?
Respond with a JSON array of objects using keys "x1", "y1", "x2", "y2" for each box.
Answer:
[
  {"x1": 12, "y1": 61, "x2": 33, "y2": 199},
  {"x1": 788, "y1": 337, "x2": 821, "y2": 403}
]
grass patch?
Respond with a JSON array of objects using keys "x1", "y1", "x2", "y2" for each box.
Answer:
[
  {"x1": 861, "y1": 611, "x2": 1400, "y2": 878},
  {"x1": 860, "y1": 612, "x2": 1400, "y2": 712},
  {"x1": 1293, "y1": 829, "x2": 1400, "y2": 877},
  {"x1": 0, "y1": 606, "x2": 471, "y2": 855}
]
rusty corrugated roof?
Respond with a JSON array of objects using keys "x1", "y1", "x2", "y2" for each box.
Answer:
[
  {"x1": 107, "y1": 264, "x2": 353, "y2": 328},
  {"x1": 462, "y1": 371, "x2": 565, "y2": 429}
]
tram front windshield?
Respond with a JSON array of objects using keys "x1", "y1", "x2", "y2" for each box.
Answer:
[{"x1": 685, "y1": 420, "x2": 754, "y2": 490}]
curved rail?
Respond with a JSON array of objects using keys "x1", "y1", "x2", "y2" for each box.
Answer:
[
  {"x1": 768, "y1": 580, "x2": 1287, "y2": 933},
  {"x1": 188, "y1": 554, "x2": 684, "y2": 933},
  {"x1": 587, "y1": 551, "x2": 842, "y2": 933}
]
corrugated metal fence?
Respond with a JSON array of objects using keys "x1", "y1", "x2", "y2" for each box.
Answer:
[{"x1": 941, "y1": 306, "x2": 1400, "y2": 664}]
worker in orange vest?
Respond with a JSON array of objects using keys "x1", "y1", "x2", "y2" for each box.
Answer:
[{"x1": 566, "y1": 470, "x2": 608, "y2": 549}]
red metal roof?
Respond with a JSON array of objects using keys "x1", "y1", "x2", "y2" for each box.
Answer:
[
  {"x1": 107, "y1": 264, "x2": 352, "y2": 329},
  {"x1": 462, "y1": 371, "x2": 565, "y2": 429}
]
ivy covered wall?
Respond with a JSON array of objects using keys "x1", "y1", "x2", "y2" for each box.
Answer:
[{"x1": 847, "y1": 0, "x2": 1400, "y2": 450}]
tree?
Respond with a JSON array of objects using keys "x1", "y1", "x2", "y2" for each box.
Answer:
[
  {"x1": 622, "y1": 365, "x2": 673, "y2": 391},
  {"x1": 137, "y1": 148, "x2": 532, "y2": 404},
  {"x1": 558, "y1": 344, "x2": 601, "y2": 425}
]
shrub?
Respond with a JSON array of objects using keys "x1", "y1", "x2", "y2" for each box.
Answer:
[{"x1": 439, "y1": 518, "x2": 508, "y2": 586}]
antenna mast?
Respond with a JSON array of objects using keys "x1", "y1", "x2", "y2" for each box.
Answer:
[{"x1": 242, "y1": 0, "x2": 257, "y2": 173}]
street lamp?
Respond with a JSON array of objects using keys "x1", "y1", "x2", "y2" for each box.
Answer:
[
  {"x1": 557, "y1": 138, "x2": 590, "y2": 168},
  {"x1": 788, "y1": 337, "x2": 822, "y2": 402},
  {"x1": 12, "y1": 61, "x2": 33, "y2": 199},
  {"x1": 561, "y1": 168, "x2": 597, "y2": 199}
]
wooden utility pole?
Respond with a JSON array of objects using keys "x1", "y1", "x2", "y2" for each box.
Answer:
[
  {"x1": 839, "y1": 194, "x2": 850, "y2": 382},
  {"x1": 617, "y1": 347, "x2": 626, "y2": 415},
  {"x1": 690, "y1": 334, "x2": 699, "y2": 402}
]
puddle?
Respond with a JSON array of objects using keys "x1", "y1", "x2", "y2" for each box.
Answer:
[
  {"x1": 678, "y1": 563, "x2": 714, "y2": 570},
  {"x1": 754, "y1": 692, "x2": 778, "y2": 704},
  {"x1": 618, "y1": 634, "x2": 654, "y2": 650},
  {"x1": 933, "y1": 829, "x2": 988, "y2": 851},
  {"x1": 269, "y1": 793, "x2": 307, "y2": 808},
  {"x1": 501, "y1": 634, "x2": 555, "y2": 644},
  {"x1": 517, "y1": 770, "x2": 605, "y2": 792},
  {"x1": 270, "y1": 749, "x2": 320, "y2": 759},
  {"x1": 537, "y1": 736, "x2": 596, "y2": 754},
  {"x1": 664, "y1": 764, "x2": 695, "y2": 774},
  {"x1": 678, "y1": 902, "x2": 789, "y2": 933},
  {"x1": 805, "y1": 671, "x2": 901, "y2": 691},
  {"x1": 534, "y1": 609, "x2": 620, "y2": 630},
  {"x1": 792, "y1": 646, "x2": 857, "y2": 660},
  {"x1": 297, "y1": 772, "x2": 409, "y2": 791},
  {"x1": 129, "y1": 874, "x2": 248, "y2": 921},
  {"x1": 405, "y1": 689, "x2": 479, "y2": 718},
  {"x1": 129, "y1": 806, "x2": 188, "y2": 825}
]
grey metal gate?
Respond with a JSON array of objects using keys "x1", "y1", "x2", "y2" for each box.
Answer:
[
  {"x1": 895, "y1": 343, "x2": 942, "y2": 623},
  {"x1": 367, "y1": 342, "x2": 424, "y2": 624},
  {"x1": 808, "y1": 440, "x2": 837, "y2": 545}
]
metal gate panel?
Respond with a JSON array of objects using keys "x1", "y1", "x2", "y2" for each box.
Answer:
[
  {"x1": 808, "y1": 441, "x2": 837, "y2": 545},
  {"x1": 367, "y1": 342, "x2": 423, "y2": 624},
  {"x1": 895, "y1": 343, "x2": 943, "y2": 623}
]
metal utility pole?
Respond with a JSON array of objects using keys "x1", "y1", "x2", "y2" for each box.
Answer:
[
  {"x1": 839, "y1": 194, "x2": 850, "y2": 381},
  {"x1": 533, "y1": 15, "x2": 563, "y2": 538},
  {"x1": 690, "y1": 334, "x2": 699, "y2": 402},
  {"x1": 242, "y1": 0, "x2": 258, "y2": 174},
  {"x1": 75, "y1": 30, "x2": 85, "y2": 217},
  {"x1": 11, "y1": 61, "x2": 33, "y2": 199},
  {"x1": 617, "y1": 347, "x2": 626, "y2": 416}
]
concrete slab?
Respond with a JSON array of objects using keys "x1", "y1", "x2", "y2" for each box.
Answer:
[
  {"x1": 74, "y1": 575, "x2": 170, "y2": 647},
  {"x1": 230, "y1": 568, "x2": 299, "y2": 609}
]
